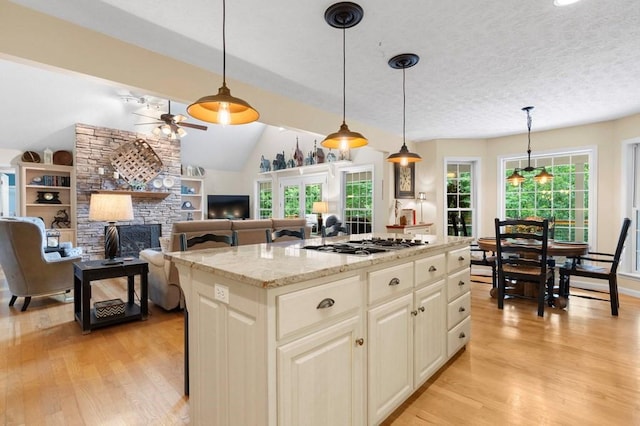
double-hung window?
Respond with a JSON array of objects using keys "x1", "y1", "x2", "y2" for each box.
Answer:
[{"x1": 502, "y1": 149, "x2": 593, "y2": 242}]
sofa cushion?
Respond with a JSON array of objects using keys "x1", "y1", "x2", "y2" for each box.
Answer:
[{"x1": 231, "y1": 219, "x2": 273, "y2": 245}]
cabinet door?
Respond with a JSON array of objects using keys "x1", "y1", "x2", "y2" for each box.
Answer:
[
  {"x1": 367, "y1": 293, "x2": 414, "y2": 424},
  {"x1": 278, "y1": 315, "x2": 364, "y2": 426},
  {"x1": 414, "y1": 281, "x2": 446, "y2": 387},
  {"x1": 191, "y1": 278, "x2": 266, "y2": 426}
]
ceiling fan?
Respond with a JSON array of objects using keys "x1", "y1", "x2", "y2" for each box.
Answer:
[{"x1": 135, "y1": 100, "x2": 208, "y2": 139}]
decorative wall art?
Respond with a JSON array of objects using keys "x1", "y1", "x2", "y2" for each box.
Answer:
[{"x1": 394, "y1": 163, "x2": 415, "y2": 199}]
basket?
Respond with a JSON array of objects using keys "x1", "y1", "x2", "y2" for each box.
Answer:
[
  {"x1": 94, "y1": 298, "x2": 125, "y2": 318},
  {"x1": 110, "y1": 139, "x2": 163, "y2": 185}
]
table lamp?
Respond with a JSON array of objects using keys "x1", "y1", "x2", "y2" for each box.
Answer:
[
  {"x1": 89, "y1": 193, "x2": 134, "y2": 264},
  {"x1": 312, "y1": 201, "x2": 329, "y2": 231},
  {"x1": 417, "y1": 192, "x2": 427, "y2": 223}
]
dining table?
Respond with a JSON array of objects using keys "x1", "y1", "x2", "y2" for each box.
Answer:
[
  {"x1": 476, "y1": 237, "x2": 589, "y2": 258},
  {"x1": 476, "y1": 237, "x2": 589, "y2": 307}
]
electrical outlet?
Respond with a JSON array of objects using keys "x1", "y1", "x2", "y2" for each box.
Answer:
[{"x1": 214, "y1": 284, "x2": 229, "y2": 304}]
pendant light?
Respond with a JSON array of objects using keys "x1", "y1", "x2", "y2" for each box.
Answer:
[
  {"x1": 187, "y1": 0, "x2": 259, "y2": 125},
  {"x1": 386, "y1": 53, "x2": 422, "y2": 166},
  {"x1": 321, "y1": 2, "x2": 368, "y2": 151},
  {"x1": 506, "y1": 106, "x2": 554, "y2": 186}
]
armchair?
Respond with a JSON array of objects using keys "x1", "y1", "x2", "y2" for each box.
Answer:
[{"x1": 0, "y1": 217, "x2": 81, "y2": 311}]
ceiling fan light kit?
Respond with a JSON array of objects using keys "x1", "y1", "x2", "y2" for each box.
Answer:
[
  {"x1": 187, "y1": 0, "x2": 259, "y2": 125},
  {"x1": 386, "y1": 53, "x2": 422, "y2": 166},
  {"x1": 506, "y1": 106, "x2": 554, "y2": 186},
  {"x1": 321, "y1": 2, "x2": 368, "y2": 151}
]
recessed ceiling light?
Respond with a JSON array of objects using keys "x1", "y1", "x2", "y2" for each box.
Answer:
[{"x1": 554, "y1": 0, "x2": 581, "y2": 6}]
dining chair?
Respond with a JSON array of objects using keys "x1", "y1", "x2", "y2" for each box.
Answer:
[
  {"x1": 321, "y1": 224, "x2": 350, "y2": 237},
  {"x1": 558, "y1": 217, "x2": 631, "y2": 316},
  {"x1": 455, "y1": 214, "x2": 497, "y2": 287},
  {"x1": 266, "y1": 228, "x2": 305, "y2": 243},
  {"x1": 179, "y1": 230, "x2": 238, "y2": 396},
  {"x1": 494, "y1": 217, "x2": 552, "y2": 317}
]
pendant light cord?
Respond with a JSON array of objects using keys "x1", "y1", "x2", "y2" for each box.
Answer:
[
  {"x1": 402, "y1": 66, "x2": 406, "y2": 146},
  {"x1": 342, "y1": 25, "x2": 346, "y2": 124},
  {"x1": 526, "y1": 107, "x2": 532, "y2": 167},
  {"x1": 222, "y1": 0, "x2": 227, "y2": 86}
]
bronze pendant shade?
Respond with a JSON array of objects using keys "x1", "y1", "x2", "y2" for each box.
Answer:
[
  {"x1": 187, "y1": 0, "x2": 259, "y2": 125},
  {"x1": 387, "y1": 53, "x2": 422, "y2": 165},
  {"x1": 321, "y1": 2, "x2": 368, "y2": 150}
]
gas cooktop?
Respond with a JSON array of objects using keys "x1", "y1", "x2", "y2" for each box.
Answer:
[{"x1": 303, "y1": 237, "x2": 427, "y2": 256}]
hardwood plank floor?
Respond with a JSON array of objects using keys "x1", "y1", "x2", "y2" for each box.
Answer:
[{"x1": 1, "y1": 271, "x2": 639, "y2": 425}]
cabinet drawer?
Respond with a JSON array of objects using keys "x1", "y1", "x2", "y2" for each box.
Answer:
[
  {"x1": 447, "y1": 247, "x2": 470, "y2": 273},
  {"x1": 447, "y1": 268, "x2": 471, "y2": 302},
  {"x1": 368, "y1": 263, "x2": 414, "y2": 305},
  {"x1": 277, "y1": 276, "x2": 362, "y2": 340},
  {"x1": 447, "y1": 291, "x2": 471, "y2": 329},
  {"x1": 414, "y1": 253, "x2": 445, "y2": 285},
  {"x1": 447, "y1": 316, "x2": 471, "y2": 357}
]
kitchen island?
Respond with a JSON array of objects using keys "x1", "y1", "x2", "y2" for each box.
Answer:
[{"x1": 167, "y1": 233, "x2": 472, "y2": 426}]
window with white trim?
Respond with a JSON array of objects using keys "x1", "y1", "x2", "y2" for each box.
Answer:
[
  {"x1": 343, "y1": 169, "x2": 373, "y2": 234},
  {"x1": 503, "y1": 150, "x2": 593, "y2": 242}
]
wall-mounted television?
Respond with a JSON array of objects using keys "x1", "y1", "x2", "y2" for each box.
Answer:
[{"x1": 207, "y1": 195, "x2": 250, "y2": 219}]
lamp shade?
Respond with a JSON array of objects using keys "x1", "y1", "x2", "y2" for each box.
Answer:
[
  {"x1": 89, "y1": 193, "x2": 134, "y2": 222},
  {"x1": 312, "y1": 201, "x2": 329, "y2": 214},
  {"x1": 187, "y1": 83, "x2": 259, "y2": 125}
]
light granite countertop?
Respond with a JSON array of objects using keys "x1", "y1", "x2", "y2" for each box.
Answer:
[{"x1": 165, "y1": 233, "x2": 472, "y2": 289}]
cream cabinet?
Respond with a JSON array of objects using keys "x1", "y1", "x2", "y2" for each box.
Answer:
[
  {"x1": 180, "y1": 177, "x2": 205, "y2": 220},
  {"x1": 367, "y1": 254, "x2": 447, "y2": 425},
  {"x1": 446, "y1": 247, "x2": 471, "y2": 357},
  {"x1": 175, "y1": 240, "x2": 471, "y2": 426},
  {"x1": 18, "y1": 162, "x2": 76, "y2": 244}
]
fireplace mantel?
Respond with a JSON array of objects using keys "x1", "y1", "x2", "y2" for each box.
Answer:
[{"x1": 92, "y1": 190, "x2": 170, "y2": 199}]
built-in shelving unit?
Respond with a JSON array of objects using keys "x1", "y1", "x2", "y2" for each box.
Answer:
[
  {"x1": 19, "y1": 162, "x2": 77, "y2": 244},
  {"x1": 180, "y1": 177, "x2": 205, "y2": 220},
  {"x1": 258, "y1": 160, "x2": 352, "y2": 176}
]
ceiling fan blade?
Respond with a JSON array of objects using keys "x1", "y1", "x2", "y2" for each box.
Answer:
[
  {"x1": 133, "y1": 112, "x2": 161, "y2": 120},
  {"x1": 135, "y1": 121, "x2": 162, "y2": 126},
  {"x1": 180, "y1": 122, "x2": 208, "y2": 131}
]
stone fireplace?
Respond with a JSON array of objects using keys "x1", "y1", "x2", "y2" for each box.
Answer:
[{"x1": 74, "y1": 124, "x2": 182, "y2": 260}]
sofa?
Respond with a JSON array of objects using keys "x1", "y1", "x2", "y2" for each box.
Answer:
[{"x1": 139, "y1": 218, "x2": 312, "y2": 310}]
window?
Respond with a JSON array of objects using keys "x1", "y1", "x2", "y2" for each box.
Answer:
[
  {"x1": 503, "y1": 150, "x2": 592, "y2": 242},
  {"x1": 446, "y1": 162, "x2": 476, "y2": 237},
  {"x1": 257, "y1": 180, "x2": 272, "y2": 219},
  {"x1": 625, "y1": 141, "x2": 640, "y2": 274},
  {"x1": 344, "y1": 169, "x2": 373, "y2": 234}
]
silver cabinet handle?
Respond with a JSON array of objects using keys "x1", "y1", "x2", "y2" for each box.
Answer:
[
  {"x1": 411, "y1": 310, "x2": 418, "y2": 316},
  {"x1": 459, "y1": 332, "x2": 466, "y2": 339},
  {"x1": 355, "y1": 338, "x2": 364, "y2": 346},
  {"x1": 428, "y1": 265, "x2": 437, "y2": 272},
  {"x1": 419, "y1": 306, "x2": 425, "y2": 312},
  {"x1": 458, "y1": 280, "x2": 465, "y2": 286},
  {"x1": 459, "y1": 307, "x2": 466, "y2": 312},
  {"x1": 458, "y1": 256, "x2": 465, "y2": 261},
  {"x1": 388, "y1": 277, "x2": 400, "y2": 286},
  {"x1": 316, "y1": 298, "x2": 335, "y2": 309}
]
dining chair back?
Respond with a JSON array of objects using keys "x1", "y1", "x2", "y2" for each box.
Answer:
[
  {"x1": 266, "y1": 228, "x2": 305, "y2": 243},
  {"x1": 494, "y1": 217, "x2": 552, "y2": 317},
  {"x1": 558, "y1": 217, "x2": 631, "y2": 316},
  {"x1": 179, "y1": 231, "x2": 238, "y2": 250},
  {"x1": 321, "y1": 224, "x2": 350, "y2": 237}
]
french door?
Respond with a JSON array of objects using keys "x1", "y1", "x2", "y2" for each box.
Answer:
[{"x1": 279, "y1": 174, "x2": 327, "y2": 219}]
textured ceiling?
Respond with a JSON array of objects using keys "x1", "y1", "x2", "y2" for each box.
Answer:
[{"x1": 5, "y1": 0, "x2": 640, "y2": 157}]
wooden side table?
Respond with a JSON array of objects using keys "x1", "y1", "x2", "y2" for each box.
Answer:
[{"x1": 73, "y1": 258, "x2": 149, "y2": 334}]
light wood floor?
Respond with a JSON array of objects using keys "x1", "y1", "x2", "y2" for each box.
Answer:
[{"x1": 1, "y1": 273, "x2": 640, "y2": 425}]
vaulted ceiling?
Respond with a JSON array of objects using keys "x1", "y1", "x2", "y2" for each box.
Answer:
[{"x1": 2, "y1": 0, "x2": 640, "y2": 170}]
